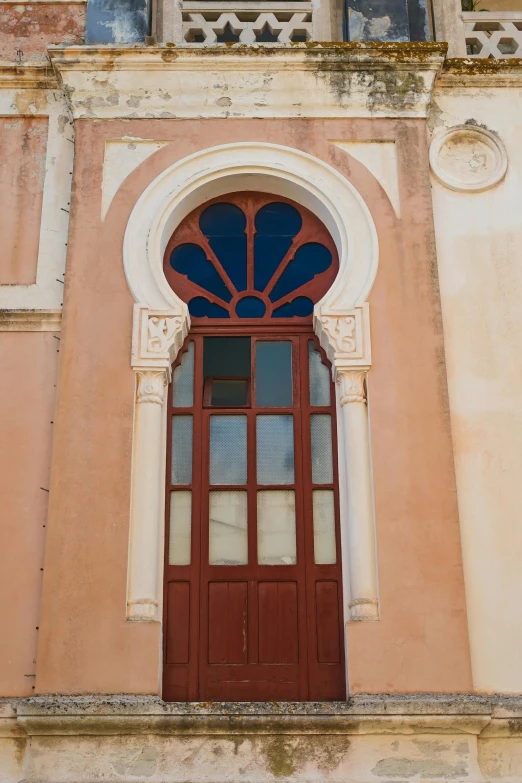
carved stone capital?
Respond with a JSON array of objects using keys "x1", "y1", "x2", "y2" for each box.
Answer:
[
  {"x1": 136, "y1": 370, "x2": 167, "y2": 406},
  {"x1": 337, "y1": 369, "x2": 368, "y2": 406}
]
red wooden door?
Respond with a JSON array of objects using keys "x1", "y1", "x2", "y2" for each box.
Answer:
[
  {"x1": 163, "y1": 332, "x2": 345, "y2": 701},
  {"x1": 161, "y1": 193, "x2": 345, "y2": 701}
]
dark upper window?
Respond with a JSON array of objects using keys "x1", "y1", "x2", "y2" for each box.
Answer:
[{"x1": 163, "y1": 193, "x2": 339, "y2": 322}]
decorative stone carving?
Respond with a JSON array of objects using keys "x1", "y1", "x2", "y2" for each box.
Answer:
[
  {"x1": 320, "y1": 315, "x2": 357, "y2": 354},
  {"x1": 132, "y1": 305, "x2": 189, "y2": 371},
  {"x1": 136, "y1": 370, "x2": 167, "y2": 406},
  {"x1": 337, "y1": 369, "x2": 367, "y2": 406},
  {"x1": 429, "y1": 125, "x2": 508, "y2": 193},
  {"x1": 315, "y1": 306, "x2": 371, "y2": 371},
  {"x1": 147, "y1": 315, "x2": 183, "y2": 353}
]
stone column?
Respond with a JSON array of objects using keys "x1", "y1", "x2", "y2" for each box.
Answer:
[
  {"x1": 337, "y1": 368, "x2": 379, "y2": 621},
  {"x1": 127, "y1": 369, "x2": 168, "y2": 622}
]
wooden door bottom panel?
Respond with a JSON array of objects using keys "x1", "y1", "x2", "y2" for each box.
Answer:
[{"x1": 204, "y1": 663, "x2": 302, "y2": 701}]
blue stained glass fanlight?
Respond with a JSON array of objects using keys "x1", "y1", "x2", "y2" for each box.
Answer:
[
  {"x1": 254, "y1": 202, "x2": 303, "y2": 291},
  {"x1": 167, "y1": 198, "x2": 336, "y2": 321},
  {"x1": 269, "y1": 243, "x2": 333, "y2": 302},
  {"x1": 200, "y1": 203, "x2": 248, "y2": 291},
  {"x1": 170, "y1": 243, "x2": 232, "y2": 303}
]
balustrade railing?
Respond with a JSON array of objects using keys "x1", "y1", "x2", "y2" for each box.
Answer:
[
  {"x1": 182, "y1": 1, "x2": 312, "y2": 43},
  {"x1": 462, "y1": 11, "x2": 522, "y2": 57}
]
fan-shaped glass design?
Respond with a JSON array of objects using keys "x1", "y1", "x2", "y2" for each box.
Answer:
[{"x1": 164, "y1": 196, "x2": 338, "y2": 322}]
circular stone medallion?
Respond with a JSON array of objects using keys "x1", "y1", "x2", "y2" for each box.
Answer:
[{"x1": 429, "y1": 125, "x2": 507, "y2": 193}]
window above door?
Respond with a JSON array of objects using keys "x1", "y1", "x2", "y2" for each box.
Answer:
[{"x1": 163, "y1": 193, "x2": 339, "y2": 323}]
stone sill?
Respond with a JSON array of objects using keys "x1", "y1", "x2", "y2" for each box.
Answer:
[{"x1": 2, "y1": 695, "x2": 522, "y2": 739}]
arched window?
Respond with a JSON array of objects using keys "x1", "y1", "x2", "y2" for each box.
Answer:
[{"x1": 163, "y1": 193, "x2": 345, "y2": 701}]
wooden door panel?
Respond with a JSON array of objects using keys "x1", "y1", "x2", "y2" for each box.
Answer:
[
  {"x1": 258, "y1": 581, "x2": 299, "y2": 664},
  {"x1": 208, "y1": 582, "x2": 248, "y2": 664},
  {"x1": 206, "y1": 664, "x2": 301, "y2": 701},
  {"x1": 166, "y1": 581, "x2": 191, "y2": 664},
  {"x1": 315, "y1": 581, "x2": 342, "y2": 664},
  {"x1": 162, "y1": 665, "x2": 190, "y2": 701}
]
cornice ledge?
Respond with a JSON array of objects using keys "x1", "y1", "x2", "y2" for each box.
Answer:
[
  {"x1": 437, "y1": 57, "x2": 522, "y2": 88},
  {"x1": 0, "y1": 61, "x2": 58, "y2": 89},
  {"x1": 48, "y1": 42, "x2": 444, "y2": 120},
  {"x1": 48, "y1": 42, "x2": 446, "y2": 71}
]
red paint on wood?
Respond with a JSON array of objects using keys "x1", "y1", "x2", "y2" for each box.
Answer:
[
  {"x1": 259, "y1": 582, "x2": 299, "y2": 664},
  {"x1": 315, "y1": 581, "x2": 341, "y2": 664},
  {"x1": 208, "y1": 582, "x2": 248, "y2": 664},
  {"x1": 166, "y1": 582, "x2": 190, "y2": 664}
]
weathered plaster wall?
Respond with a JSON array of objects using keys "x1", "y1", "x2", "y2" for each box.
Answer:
[
  {"x1": 35, "y1": 117, "x2": 471, "y2": 695},
  {"x1": 0, "y1": 333, "x2": 58, "y2": 696},
  {"x1": 429, "y1": 82, "x2": 522, "y2": 693},
  {"x1": 0, "y1": 117, "x2": 48, "y2": 285},
  {"x1": 0, "y1": 2, "x2": 85, "y2": 61}
]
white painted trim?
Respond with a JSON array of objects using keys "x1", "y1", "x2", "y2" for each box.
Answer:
[
  {"x1": 331, "y1": 140, "x2": 401, "y2": 219},
  {"x1": 123, "y1": 143, "x2": 379, "y2": 641},
  {"x1": 0, "y1": 88, "x2": 74, "y2": 311}
]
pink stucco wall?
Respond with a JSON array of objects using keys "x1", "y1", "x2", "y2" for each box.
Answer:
[
  {"x1": 0, "y1": 332, "x2": 58, "y2": 696},
  {"x1": 32, "y1": 118, "x2": 472, "y2": 696}
]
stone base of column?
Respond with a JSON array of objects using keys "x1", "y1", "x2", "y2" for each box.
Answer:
[
  {"x1": 126, "y1": 599, "x2": 160, "y2": 622},
  {"x1": 349, "y1": 597, "x2": 379, "y2": 621}
]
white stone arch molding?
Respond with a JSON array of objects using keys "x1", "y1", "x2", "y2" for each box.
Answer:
[{"x1": 124, "y1": 142, "x2": 381, "y2": 632}]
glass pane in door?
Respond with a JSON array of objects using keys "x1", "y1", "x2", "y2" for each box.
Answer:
[
  {"x1": 256, "y1": 415, "x2": 294, "y2": 485},
  {"x1": 257, "y1": 490, "x2": 296, "y2": 565},
  {"x1": 209, "y1": 491, "x2": 248, "y2": 565},
  {"x1": 312, "y1": 489, "x2": 336, "y2": 564},
  {"x1": 210, "y1": 415, "x2": 247, "y2": 485},
  {"x1": 172, "y1": 342, "x2": 195, "y2": 407},
  {"x1": 255, "y1": 341, "x2": 293, "y2": 407},
  {"x1": 310, "y1": 414, "x2": 333, "y2": 484},
  {"x1": 169, "y1": 491, "x2": 192, "y2": 565},
  {"x1": 171, "y1": 416, "x2": 193, "y2": 485},
  {"x1": 308, "y1": 340, "x2": 330, "y2": 406}
]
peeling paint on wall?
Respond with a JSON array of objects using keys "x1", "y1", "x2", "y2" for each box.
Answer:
[{"x1": 0, "y1": 3, "x2": 85, "y2": 61}]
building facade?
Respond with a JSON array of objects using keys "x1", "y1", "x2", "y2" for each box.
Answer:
[{"x1": 1, "y1": 0, "x2": 522, "y2": 778}]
